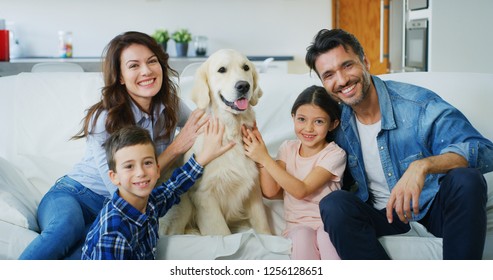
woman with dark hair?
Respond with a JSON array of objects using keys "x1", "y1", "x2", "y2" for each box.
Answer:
[{"x1": 19, "y1": 31, "x2": 206, "y2": 259}]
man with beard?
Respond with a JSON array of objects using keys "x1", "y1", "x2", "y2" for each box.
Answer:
[{"x1": 305, "y1": 29, "x2": 493, "y2": 259}]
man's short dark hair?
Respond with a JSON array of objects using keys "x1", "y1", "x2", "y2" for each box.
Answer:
[{"x1": 305, "y1": 29, "x2": 365, "y2": 76}]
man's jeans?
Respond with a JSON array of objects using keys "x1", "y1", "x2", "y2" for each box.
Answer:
[{"x1": 320, "y1": 168, "x2": 487, "y2": 259}]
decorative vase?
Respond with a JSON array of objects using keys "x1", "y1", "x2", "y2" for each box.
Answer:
[
  {"x1": 175, "y1": 42, "x2": 188, "y2": 57},
  {"x1": 193, "y1": 36, "x2": 208, "y2": 56}
]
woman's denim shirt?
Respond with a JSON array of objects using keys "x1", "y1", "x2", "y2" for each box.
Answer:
[{"x1": 335, "y1": 76, "x2": 493, "y2": 220}]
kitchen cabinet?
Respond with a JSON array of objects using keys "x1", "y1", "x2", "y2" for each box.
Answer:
[
  {"x1": 332, "y1": 0, "x2": 390, "y2": 74},
  {"x1": 0, "y1": 58, "x2": 102, "y2": 77},
  {"x1": 0, "y1": 56, "x2": 293, "y2": 77},
  {"x1": 0, "y1": 57, "x2": 207, "y2": 77},
  {"x1": 425, "y1": 0, "x2": 492, "y2": 73}
]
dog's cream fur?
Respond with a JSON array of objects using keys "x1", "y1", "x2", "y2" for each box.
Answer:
[{"x1": 160, "y1": 49, "x2": 271, "y2": 236}]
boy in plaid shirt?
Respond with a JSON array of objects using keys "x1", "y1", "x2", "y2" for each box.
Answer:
[{"x1": 82, "y1": 120, "x2": 234, "y2": 259}]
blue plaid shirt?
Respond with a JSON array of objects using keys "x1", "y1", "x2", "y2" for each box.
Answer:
[{"x1": 81, "y1": 155, "x2": 203, "y2": 260}]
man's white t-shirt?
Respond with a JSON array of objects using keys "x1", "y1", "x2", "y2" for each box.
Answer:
[{"x1": 356, "y1": 118, "x2": 390, "y2": 210}]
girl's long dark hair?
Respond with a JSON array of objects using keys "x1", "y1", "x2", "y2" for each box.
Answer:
[
  {"x1": 291, "y1": 85, "x2": 341, "y2": 143},
  {"x1": 73, "y1": 31, "x2": 179, "y2": 140}
]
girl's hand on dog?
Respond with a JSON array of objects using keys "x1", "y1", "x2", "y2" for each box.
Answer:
[
  {"x1": 242, "y1": 126, "x2": 270, "y2": 167},
  {"x1": 196, "y1": 118, "x2": 235, "y2": 166}
]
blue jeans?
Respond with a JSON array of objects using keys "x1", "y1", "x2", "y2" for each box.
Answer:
[
  {"x1": 19, "y1": 176, "x2": 106, "y2": 260},
  {"x1": 320, "y1": 167, "x2": 487, "y2": 259}
]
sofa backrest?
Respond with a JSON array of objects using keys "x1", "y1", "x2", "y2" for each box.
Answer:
[
  {"x1": 0, "y1": 75, "x2": 16, "y2": 160},
  {"x1": 0, "y1": 71, "x2": 491, "y2": 195},
  {"x1": 0, "y1": 73, "x2": 103, "y2": 194}
]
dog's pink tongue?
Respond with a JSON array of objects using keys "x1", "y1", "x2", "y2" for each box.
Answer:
[{"x1": 234, "y1": 98, "x2": 249, "y2": 110}]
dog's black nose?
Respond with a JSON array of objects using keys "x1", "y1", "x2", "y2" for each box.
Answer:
[{"x1": 235, "y1": 81, "x2": 250, "y2": 94}]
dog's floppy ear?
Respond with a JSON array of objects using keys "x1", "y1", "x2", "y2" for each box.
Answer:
[
  {"x1": 249, "y1": 63, "x2": 263, "y2": 106},
  {"x1": 190, "y1": 62, "x2": 211, "y2": 109}
]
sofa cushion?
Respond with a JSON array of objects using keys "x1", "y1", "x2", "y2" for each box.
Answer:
[
  {"x1": 0, "y1": 157, "x2": 42, "y2": 231},
  {"x1": 0, "y1": 221, "x2": 38, "y2": 260},
  {"x1": 157, "y1": 229, "x2": 291, "y2": 260}
]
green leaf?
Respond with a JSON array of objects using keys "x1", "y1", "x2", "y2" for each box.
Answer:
[
  {"x1": 152, "y1": 29, "x2": 170, "y2": 43},
  {"x1": 172, "y1": 28, "x2": 192, "y2": 43}
]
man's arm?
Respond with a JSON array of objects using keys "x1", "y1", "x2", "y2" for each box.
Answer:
[{"x1": 386, "y1": 152, "x2": 467, "y2": 224}]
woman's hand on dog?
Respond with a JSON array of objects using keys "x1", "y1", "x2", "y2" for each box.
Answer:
[
  {"x1": 196, "y1": 118, "x2": 236, "y2": 166},
  {"x1": 171, "y1": 109, "x2": 209, "y2": 155},
  {"x1": 158, "y1": 109, "x2": 208, "y2": 170}
]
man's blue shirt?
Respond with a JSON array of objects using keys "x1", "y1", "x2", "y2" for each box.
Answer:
[{"x1": 335, "y1": 76, "x2": 493, "y2": 220}]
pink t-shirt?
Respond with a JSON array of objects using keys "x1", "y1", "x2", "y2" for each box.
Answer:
[{"x1": 277, "y1": 140, "x2": 346, "y2": 232}]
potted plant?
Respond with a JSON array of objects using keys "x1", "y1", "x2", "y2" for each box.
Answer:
[
  {"x1": 151, "y1": 29, "x2": 170, "y2": 52},
  {"x1": 172, "y1": 28, "x2": 192, "y2": 57}
]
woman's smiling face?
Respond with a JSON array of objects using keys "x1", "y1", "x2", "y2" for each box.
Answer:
[{"x1": 120, "y1": 43, "x2": 163, "y2": 112}]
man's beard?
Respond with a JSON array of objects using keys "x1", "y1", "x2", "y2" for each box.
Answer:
[{"x1": 339, "y1": 71, "x2": 372, "y2": 107}]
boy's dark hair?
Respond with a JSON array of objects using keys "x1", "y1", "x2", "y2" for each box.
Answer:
[
  {"x1": 104, "y1": 126, "x2": 157, "y2": 171},
  {"x1": 305, "y1": 29, "x2": 365, "y2": 76},
  {"x1": 291, "y1": 85, "x2": 341, "y2": 143}
]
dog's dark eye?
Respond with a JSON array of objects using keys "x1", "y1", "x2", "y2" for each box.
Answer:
[
  {"x1": 218, "y1": 67, "x2": 226, "y2": 73},
  {"x1": 243, "y1": 65, "x2": 250, "y2": 71}
]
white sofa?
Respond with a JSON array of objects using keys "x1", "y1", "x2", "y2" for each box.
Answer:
[{"x1": 0, "y1": 71, "x2": 492, "y2": 260}]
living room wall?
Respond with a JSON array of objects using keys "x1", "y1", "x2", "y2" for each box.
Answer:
[{"x1": 0, "y1": 0, "x2": 332, "y2": 73}]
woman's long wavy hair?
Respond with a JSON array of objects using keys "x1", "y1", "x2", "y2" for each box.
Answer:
[{"x1": 73, "y1": 31, "x2": 179, "y2": 140}]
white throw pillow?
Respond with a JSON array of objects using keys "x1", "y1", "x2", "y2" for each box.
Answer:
[
  {"x1": 0, "y1": 157, "x2": 42, "y2": 232},
  {"x1": 0, "y1": 191, "x2": 36, "y2": 231}
]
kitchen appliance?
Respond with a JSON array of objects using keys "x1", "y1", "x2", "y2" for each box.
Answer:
[
  {"x1": 0, "y1": 18, "x2": 8, "y2": 61},
  {"x1": 405, "y1": 19, "x2": 428, "y2": 71},
  {"x1": 0, "y1": 29, "x2": 9, "y2": 62},
  {"x1": 408, "y1": 0, "x2": 428, "y2": 11},
  {"x1": 388, "y1": 0, "x2": 405, "y2": 72}
]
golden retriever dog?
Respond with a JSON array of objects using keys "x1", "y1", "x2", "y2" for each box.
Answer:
[{"x1": 160, "y1": 49, "x2": 272, "y2": 236}]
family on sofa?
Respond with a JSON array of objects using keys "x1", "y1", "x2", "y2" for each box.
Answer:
[{"x1": 12, "y1": 28, "x2": 493, "y2": 260}]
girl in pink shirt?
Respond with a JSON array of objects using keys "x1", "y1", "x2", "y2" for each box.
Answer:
[{"x1": 243, "y1": 85, "x2": 346, "y2": 260}]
